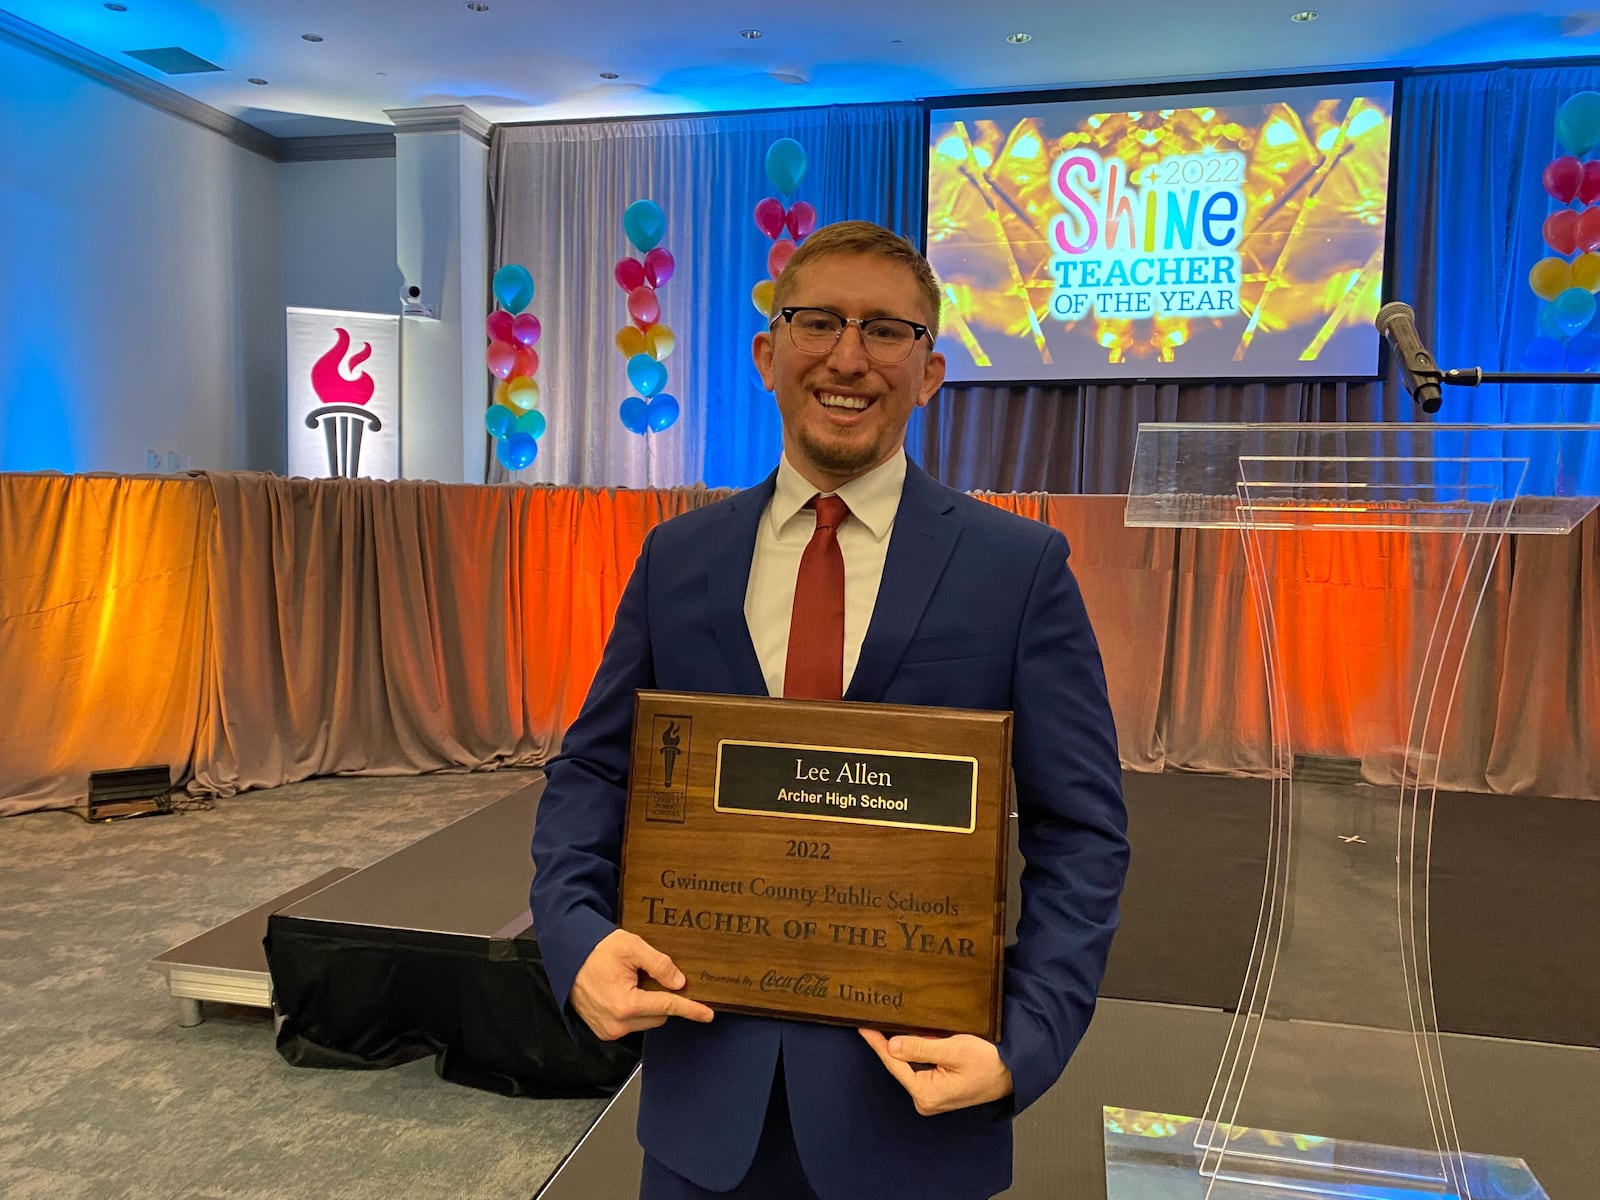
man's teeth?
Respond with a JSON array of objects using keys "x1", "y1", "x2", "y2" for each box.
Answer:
[{"x1": 818, "y1": 393, "x2": 869, "y2": 411}]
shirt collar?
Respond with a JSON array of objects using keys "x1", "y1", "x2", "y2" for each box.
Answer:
[{"x1": 770, "y1": 451, "x2": 906, "y2": 542}]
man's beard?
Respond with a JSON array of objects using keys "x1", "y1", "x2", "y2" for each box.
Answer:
[{"x1": 796, "y1": 426, "x2": 880, "y2": 477}]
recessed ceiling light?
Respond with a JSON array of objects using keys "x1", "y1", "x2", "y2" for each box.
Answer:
[
  {"x1": 247, "y1": 77, "x2": 268, "y2": 85},
  {"x1": 301, "y1": 33, "x2": 323, "y2": 42},
  {"x1": 740, "y1": 29, "x2": 763, "y2": 39},
  {"x1": 1291, "y1": 9, "x2": 1319, "y2": 20},
  {"x1": 466, "y1": 1, "x2": 490, "y2": 10},
  {"x1": 599, "y1": 71, "x2": 619, "y2": 79},
  {"x1": 1006, "y1": 32, "x2": 1032, "y2": 44},
  {"x1": 103, "y1": 3, "x2": 128, "y2": 11}
]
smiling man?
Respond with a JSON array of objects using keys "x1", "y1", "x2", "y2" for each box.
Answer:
[{"x1": 530, "y1": 221, "x2": 1128, "y2": 1200}]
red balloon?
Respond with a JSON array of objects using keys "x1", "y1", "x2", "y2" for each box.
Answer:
[
  {"x1": 767, "y1": 239, "x2": 797, "y2": 279},
  {"x1": 486, "y1": 310, "x2": 514, "y2": 344},
  {"x1": 614, "y1": 257, "x2": 646, "y2": 291},
  {"x1": 644, "y1": 247, "x2": 675, "y2": 289},
  {"x1": 754, "y1": 196, "x2": 787, "y2": 240},
  {"x1": 1545, "y1": 209, "x2": 1581, "y2": 256},
  {"x1": 1579, "y1": 206, "x2": 1600, "y2": 254},
  {"x1": 627, "y1": 285, "x2": 661, "y2": 328},
  {"x1": 512, "y1": 346, "x2": 540, "y2": 378},
  {"x1": 1544, "y1": 156, "x2": 1584, "y2": 204},
  {"x1": 786, "y1": 200, "x2": 818, "y2": 240},
  {"x1": 1580, "y1": 161, "x2": 1600, "y2": 205},
  {"x1": 512, "y1": 312, "x2": 541, "y2": 348},
  {"x1": 486, "y1": 340, "x2": 517, "y2": 381}
]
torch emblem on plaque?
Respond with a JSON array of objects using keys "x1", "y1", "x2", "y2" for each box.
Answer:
[
  {"x1": 305, "y1": 327, "x2": 382, "y2": 478},
  {"x1": 647, "y1": 714, "x2": 691, "y2": 822}
]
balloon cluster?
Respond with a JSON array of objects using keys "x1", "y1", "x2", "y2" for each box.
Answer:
[
  {"x1": 750, "y1": 138, "x2": 818, "y2": 317},
  {"x1": 614, "y1": 199, "x2": 680, "y2": 435},
  {"x1": 1526, "y1": 92, "x2": 1600, "y2": 372},
  {"x1": 484, "y1": 264, "x2": 546, "y2": 471}
]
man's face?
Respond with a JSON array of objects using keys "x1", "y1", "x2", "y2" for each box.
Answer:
[{"x1": 753, "y1": 251, "x2": 946, "y2": 493}]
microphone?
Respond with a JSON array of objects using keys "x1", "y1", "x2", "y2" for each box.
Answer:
[{"x1": 1375, "y1": 301, "x2": 1443, "y2": 414}]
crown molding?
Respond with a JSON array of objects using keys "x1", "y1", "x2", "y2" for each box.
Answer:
[
  {"x1": 0, "y1": 9, "x2": 281, "y2": 160},
  {"x1": 384, "y1": 105, "x2": 492, "y2": 145},
  {"x1": 276, "y1": 133, "x2": 397, "y2": 162}
]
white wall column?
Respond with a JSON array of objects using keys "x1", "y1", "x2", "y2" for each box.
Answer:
[{"x1": 387, "y1": 105, "x2": 489, "y2": 483}]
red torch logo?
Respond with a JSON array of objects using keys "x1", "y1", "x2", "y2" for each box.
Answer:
[{"x1": 305, "y1": 328, "x2": 382, "y2": 477}]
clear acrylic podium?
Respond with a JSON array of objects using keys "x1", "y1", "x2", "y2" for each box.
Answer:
[{"x1": 1112, "y1": 423, "x2": 1599, "y2": 1200}]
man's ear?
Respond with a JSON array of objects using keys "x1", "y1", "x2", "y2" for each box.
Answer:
[
  {"x1": 753, "y1": 330, "x2": 776, "y2": 392},
  {"x1": 916, "y1": 348, "x2": 946, "y2": 407}
]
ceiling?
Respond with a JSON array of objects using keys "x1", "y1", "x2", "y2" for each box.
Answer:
[{"x1": 5, "y1": 0, "x2": 1599, "y2": 137}]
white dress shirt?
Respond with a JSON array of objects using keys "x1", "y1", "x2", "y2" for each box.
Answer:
[{"x1": 743, "y1": 451, "x2": 906, "y2": 698}]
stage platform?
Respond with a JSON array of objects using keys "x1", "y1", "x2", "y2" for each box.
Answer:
[{"x1": 264, "y1": 778, "x2": 637, "y2": 1097}]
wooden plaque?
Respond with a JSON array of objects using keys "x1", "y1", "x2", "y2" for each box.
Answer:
[{"x1": 619, "y1": 690, "x2": 1012, "y2": 1040}]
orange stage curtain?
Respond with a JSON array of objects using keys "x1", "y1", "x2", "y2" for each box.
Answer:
[{"x1": 1, "y1": 473, "x2": 1594, "y2": 816}]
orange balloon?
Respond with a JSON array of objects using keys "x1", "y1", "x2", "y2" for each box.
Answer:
[
  {"x1": 1529, "y1": 256, "x2": 1573, "y2": 301},
  {"x1": 1574, "y1": 252, "x2": 1600, "y2": 293},
  {"x1": 493, "y1": 379, "x2": 513, "y2": 407},
  {"x1": 751, "y1": 279, "x2": 775, "y2": 317},
  {"x1": 645, "y1": 324, "x2": 675, "y2": 362},
  {"x1": 506, "y1": 377, "x2": 540, "y2": 412},
  {"x1": 616, "y1": 325, "x2": 647, "y2": 358}
]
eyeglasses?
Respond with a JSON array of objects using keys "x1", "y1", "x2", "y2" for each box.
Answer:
[{"x1": 769, "y1": 306, "x2": 931, "y2": 364}]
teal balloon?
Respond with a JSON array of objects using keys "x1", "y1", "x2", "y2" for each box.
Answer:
[
  {"x1": 493, "y1": 264, "x2": 535, "y2": 314},
  {"x1": 484, "y1": 404, "x2": 512, "y2": 439},
  {"x1": 623, "y1": 200, "x2": 666, "y2": 252},
  {"x1": 1552, "y1": 286, "x2": 1596, "y2": 337},
  {"x1": 646, "y1": 393, "x2": 680, "y2": 432},
  {"x1": 1522, "y1": 337, "x2": 1565, "y2": 372},
  {"x1": 619, "y1": 395, "x2": 650, "y2": 435},
  {"x1": 627, "y1": 352, "x2": 667, "y2": 399},
  {"x1": 1538, "y1": 302, "x2": 1565, "y2": 341},
  {"x1": 514, "y1": 408, "x2": 547, "y2": 439},
  {"x1": 1565, "y1": 332, "x2": 1600, "y2": 371},
  {"x1": 765, "y1": 138, "x2": 807, "y2": 194},
  {"x1": 1556, "y1": 91, "x2": 1600, "y2": 156},
  {"x1": 496, "y1": 431, "x2": 537, "y2": 470}
]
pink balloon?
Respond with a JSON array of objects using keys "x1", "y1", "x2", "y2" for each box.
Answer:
[
  {"x1": 627, "y1": 285, "x2": 661, "y2": 328},
  {"x1": 486, "y1": 310, "x2": 514, "y2": 344},
  {"x1": 767, "y1": 239, "x2": 797, "y2": 280},
  {"x1": 754, "y1": 196, "x2": 787, "y2": 240},
  {"x1": 512, "y1": 312, "x2": 542, "y2": 348},
  {"x1": 1544, "y1": 156, "x2": 1584, "y2": 205},
  {"x1": 486, "y1": 340, "x2": 518, "y2": 381},
  {"x1": 1581, "y1": 161, "x2": 1600, "y2": 205},
  {"x1": 512, "y1": 346, "x2": 540, "y2": 378},
  {"x1": 644, "y1": 247, "x2": 675, "y2": 289},
  {"x1": 786, "y1": 200, "x2": 818, "y2": 240},
  {"x1": 615, "y1": 257, "x2": 646, "y2": 291},
  {"x1": 1546, "y1": 209, "x2": 1581, "y2": 256}
]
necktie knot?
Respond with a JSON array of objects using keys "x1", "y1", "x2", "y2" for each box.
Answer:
[{"x1": 809, "y1": 494, "x2": 849, "y2": 533}]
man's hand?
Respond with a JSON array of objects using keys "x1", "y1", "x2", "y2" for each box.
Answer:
[
  {"x1": 858, "y1": 1029, "x2": 1014, "y2": 1116},
  {"x1": 570, "y1": 929, "x2": 715, "y2": 1041}
]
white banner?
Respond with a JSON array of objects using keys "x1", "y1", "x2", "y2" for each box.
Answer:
[{"x1": 286, "y1": 308, "x2": 400, "y2": 480}]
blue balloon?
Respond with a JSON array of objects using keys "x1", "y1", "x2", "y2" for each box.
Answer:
[
  {"x1": 496, "y1": 431, "x2": 537, "y2": 470},
  {"x1": 619, "y1": 395, "x2": 650, "y2": 435},
  {"x1": 1522, "y1": 337, "x2": 1565, "y2": 372},
  {"x1": 623, "y1": 199, "x2": 666, "y2": 252},
  {"x1": 1556, "y1": 91, "x2": 1600, "y2": 156},
  {"x1": 626, "y1": 352, "x2": 667, "y2": 399},
  {"x1": 765, "y1": 138, "x2": 808, "y2": 195},
  {"x1": 493, "y1": 264, "x2": 535, "y2": 314},
  {"x1": 1566, "y1": 332, "x2": 1600, "y2": 372},
  {"x1": 647, "y1": 393, "x2": 680, "y2": 432},
  {"x1": 484, "y1": 404, "x2": 512, "y2": 440},
  {"x1": 514, "y1": 408, "x2": 547, "y2": 439},
  {"x1": 1552, "y1": 286, "x2": 1597, "y2": 337}
]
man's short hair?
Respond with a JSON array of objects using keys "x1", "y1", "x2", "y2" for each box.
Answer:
[{"x1": 769, "y1": 220, "x2": 942, "y2": 340}]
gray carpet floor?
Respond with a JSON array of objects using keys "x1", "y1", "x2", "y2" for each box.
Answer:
[{"x1": 0, "y1": 770, "x2": 606, "y2": 1200}]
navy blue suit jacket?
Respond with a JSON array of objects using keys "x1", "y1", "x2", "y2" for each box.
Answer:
[{"x1": 531, "y1": 462, "x2": 1128, "y2": 1200}]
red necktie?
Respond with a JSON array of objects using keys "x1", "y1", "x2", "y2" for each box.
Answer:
[{"x1": 784, "y1": 495, "x2": 850, "y2": 700}]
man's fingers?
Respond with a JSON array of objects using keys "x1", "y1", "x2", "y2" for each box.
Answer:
[
  {"x1": 648, "y1": 990, "x2": 715, "y2": 1024},
  {"x1": 887, "y1": 1034, "x2": 950, "y2": 1066},
  {"x1": 858, "y1": 1028, "x2": 919, "y2": 1090},
  {"x1": 627, "y1": 939, "x2": 687, "y2": 990}
]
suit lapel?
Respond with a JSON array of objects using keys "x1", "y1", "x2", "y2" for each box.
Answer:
[
  {"x1": 845, "y1": 462, "x2": 960, "y2": 702},
  {"x1": 704, "y1": 471, "x2": 775, "y2": 696}
]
